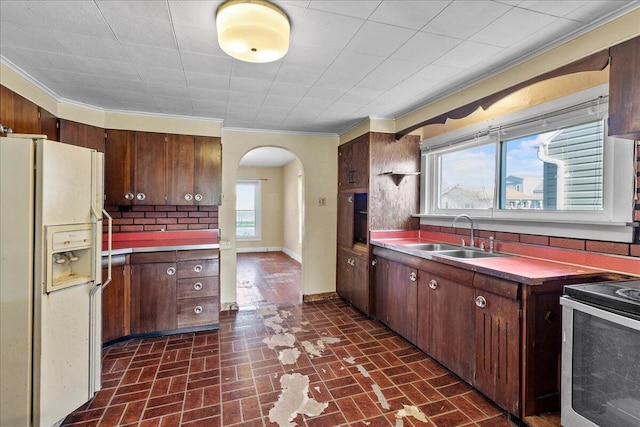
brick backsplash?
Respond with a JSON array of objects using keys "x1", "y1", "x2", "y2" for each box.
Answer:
[
  {"x1": 104, "y1": 205, "x2": 218, "y2": 233},
  {"x1": 421, "y1": 224, "x2": 639, "y2": 259}
]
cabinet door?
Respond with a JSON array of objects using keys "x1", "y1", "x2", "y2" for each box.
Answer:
[
  {"x1": 105, "y1": 129, "x2": 135, "y2": 205},
  {"x1": 194, "y1": 136, "x2": 222, "y2": 205},
  {"x1": 374, "y1": 256, "x2": 389, "y2": 322},
  {"x1": 427, "y1": 273, "x2": 475, "y2": 382},
  {"x1": 134, "y1": 132, "x2": 166, "y2": 205},
  {"x1": 338, "y1": 143, "x2": 352, "y2": 190},
  {"x1": 130, "y1": 262, "x2": 177, "y2": 334},
  {"x1": 337, "y1": 192, "x2": 354, "y2": 247},
  {"x1": 351, "y1": 136, "x2": 369, "y2": 189},
  {"x1": 609, "y1": 36, "x2": 640, "y2": 139},
  {"x1": 336, "y1": 248, "x2": 353, "y2": 302},
  {"x1": 350, "y1": 251, "x2": 369, "y2": 314},
  {"x1": 474, "y1": 289, "x2": 521, "y2": 415},
  {"x1": 101, "y1": 262, "x2": 130, "y2": 343},
  {"x1": 385, "y1": 260, "x2": 417, "y2": 343},
  {"x1": 166, "y1": 134, "x2": 195, "y2": 205}
]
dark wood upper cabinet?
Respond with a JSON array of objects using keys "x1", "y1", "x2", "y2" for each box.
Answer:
[
  {"x1": 166, "y1": 134, "x2": 222, "y2": 205},
  {"x1": 59, "y1": 119, "x2": 105, "y2": 152},
  {"x1": 105, "y1": 130, "x2": 221, "y2": 206},
  {"x1": 608, "y1": 36, "x2": 640, "y2": 140},
  {"x1": 194, "y1": 136, "x2": 222, "y2": 206},
  {"x1": 0, "y1": 84, "x2": 40, "y2": 134},
  {"x1": 134, "y1": 132, "x2": 166, "y2": 205},
  {"x1": 39, "y1": 108, "x2": 59, "y2": 142},
  {"x1": 166, "y1": 133, "x2": 195, "y2": 205},
  {"x1": 105, "y1": 129, "x2": 135, "y2": 205}
]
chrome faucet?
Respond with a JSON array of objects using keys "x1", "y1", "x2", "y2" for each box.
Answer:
[{"x1": 452, "y1": 214, "x2": 475, "y2": 247}]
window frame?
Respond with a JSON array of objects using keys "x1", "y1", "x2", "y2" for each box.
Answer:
[
  {"x1": 236, "y1": 179, "x2": 262, "y2": 241},
  {"x1": 418, "y1": 86, "x2": 636, "y2": 243}
]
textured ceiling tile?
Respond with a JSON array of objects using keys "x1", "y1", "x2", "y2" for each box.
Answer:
[
  {"x1": 135, "y1": 64, "x2": 187, "y2": 85},
  {"x1": 96, "y1": 0, "x2": 171, "y2": 22},
  {"x1": 422, "y1": 0, "x2": 512, "y2": 39},
  {"x1": 54, "y1": 31, "x2": 126, "y2": 60},
  {"x1": 517, "y1": 0, "x2": 590, "y2": 17},
  {"x1": 1, "y1": 21, "x2": 68, "y2": 53},
  {"x1": 229, "y1": 76, "x2": 272, "y2": 94},
  {"x1": 368, "y1": 0, "x2": 451, "y2": 30},
  {"x1": 168, "y1": 0, "x2": 221, "y2": 26},
  {"x1": 345, "y1": 21, "x2": 416, "y2": 57},
  {"x1": 282, "y1": 42, "x2": 342, "y2": 69},
  {"x1": 470, "y1": 7, "x2": 558, "y2": 48},
  {"x1": 185, "y1": 71, "x2": 230, "y2": 91},
  {"x1": 292, "y1": 9, "x2": 364, "y2": 49},
  {"x1": 267, "y1": 81, "x2": 311, "y2": 98},
  {"x1": 182, "y1": 51, "x2": 232, "y2": 76},
  {"x1": 434, "y1": 40, "x2": 504, "y2": 68},
  {"x1": 28, "y1": 1, "x2": 114, "y2": 39},
  {"x1": 174, "y1": 23, "x2": 225, "y2": 56},
  {"x1": 308, "y1": 1, "x2": 381, "y2": 19},
  {"x1": 83, "y1": 58, "x2": 140, "y2": 80},
  {"x1": 121, "y1": 43, "x2": 183, "y2": 69},
  {"x1": 231, "y1": 60, "x2": 282, "y2": 80},
  {"x1": 392, "y1": 31, "x2": 462, "y2": 64},
  {"x1": 275, "y1": 64, "x2": 324, "y2": 86},
  {"x1": 100, "y1": 11, "x2": 178, "y2": 49}
]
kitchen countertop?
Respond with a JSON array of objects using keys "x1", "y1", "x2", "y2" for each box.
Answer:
[
  {"x1": 370, "y1": 234, "x2": 616, "y2": 285},
  {"x1": 102, "y1": 230, "x2": 219, "y2": 256}
]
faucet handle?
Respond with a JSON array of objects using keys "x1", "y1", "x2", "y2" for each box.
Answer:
[
  {"x1": 460, "y1": 239, "x2": 466, "y2": 246},
  {"x1": 480, "y1": 242, "x2": 486, "y2": 251}
]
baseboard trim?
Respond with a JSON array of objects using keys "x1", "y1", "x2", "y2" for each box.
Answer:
[
  {"x1": 236, "y1": 246, "x2": 282, "y2": 253},
  {"x1": 282, "y1": 247, "x2": 302, "y2": 263},
  {"x1": 303, "y1": 292, "x2": 339, "y2": 303}
]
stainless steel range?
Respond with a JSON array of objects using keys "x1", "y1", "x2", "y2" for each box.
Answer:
[{"x1": 560, "y1": 280, "x2": 640, "y2": 427}]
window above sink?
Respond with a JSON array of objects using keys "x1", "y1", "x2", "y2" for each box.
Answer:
[{"x1": 417, "y1": 86, "x2": 636, "y2": 243}]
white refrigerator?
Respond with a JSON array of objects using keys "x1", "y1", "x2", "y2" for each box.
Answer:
[{"x1": 1, "y1": 135, "x2": 106, "y2": 426}]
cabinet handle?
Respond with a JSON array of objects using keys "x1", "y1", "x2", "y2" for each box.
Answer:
[
  {"x1": 166, "y1": 267, "x2": 176, "y2": 276},
  {"x1": 194, "y1": 193, "x2": 203, "y2": 202},
  {"x1": 475, "y1": 296, "x2": 487, "y2": 308},
  {"x1": 194, "y1": 306, "x2": 203, "y2": 314},
  {"x1": 184, "y1": 193, "x2": 193, "y2": 201},
  {"x1": 193, "y1": 282, "x2": 203, "y2": 291},
  {"x1": 124, "y1": 192, "x2": 134, "y2": 200},
  {"x1": 371, "y1": 259, "x2": 377, "y2": 266},
  {"x1": 194, "y1": 264, "x2": 203, "y2": 273},
  {"x1": 348, "y1": 195, "x2": 353, "y2": 203},
  {"x1": 136, "y1": 192, "x2": 146, "y2": 201},
  {"x1": 429, "y1": 279, "x2": 437, "y2": 289},
  {"x1": 409, "y1": 272, "x2": 417, "y2": 282}
]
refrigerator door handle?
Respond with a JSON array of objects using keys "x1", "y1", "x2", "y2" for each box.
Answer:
[{"x1": 101, "y1": 208, "x2": 112, "y2": 288}]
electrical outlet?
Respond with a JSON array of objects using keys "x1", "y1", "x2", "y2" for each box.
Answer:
[{"x1": 318, "y1": 197, "x2": 326, "y2": 206}]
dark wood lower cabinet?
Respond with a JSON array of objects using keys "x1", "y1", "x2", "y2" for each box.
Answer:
[
  {"x1": 417, "y1": 263, "x2": 475, "y2": 383},
  {"x1": 473, "y1": 277, "x2": 521, "y2": 415},
  {"x1": 375, "y1": 257, "x2": 417, "y2": 343},
  {"x1": 336, "y1": 246, "x2": 369, "y2": 314},
  {"x1": 370, "y1": 247, "x2": 619, "y2": 420},
  {"x1": 101, "y1": 255, "x2": 129, "y2": 343},
  {"x1": 102, "y1": 249, "x2": 219, "y2": 345},
  {"x1": 130, "y1": 261, "x2": 177, "y2": 334}
]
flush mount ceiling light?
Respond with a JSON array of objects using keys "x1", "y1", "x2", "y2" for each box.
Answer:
[{"x1": 216, "y1": 0, "x2": 290, "y2": 63}]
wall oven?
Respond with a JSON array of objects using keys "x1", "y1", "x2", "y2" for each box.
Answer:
[{"x1": 560, "y1": 280, "x2": 640, "y2": 427}]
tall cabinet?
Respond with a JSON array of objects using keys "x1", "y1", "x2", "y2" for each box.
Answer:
[{"x1": 336, "y1": 132, "x2": 421, "y2": 314}]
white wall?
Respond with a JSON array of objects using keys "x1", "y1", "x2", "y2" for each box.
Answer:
[
  {"x1": 283, "y1": 158, "x2": 303, "y2": 262},
  {"x1": 219, "y1": 130, "x2": 338, "y2": 305}
]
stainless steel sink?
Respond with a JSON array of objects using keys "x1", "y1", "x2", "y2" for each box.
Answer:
[
  {"x1": 405, "y1": 243, "x2": 460, "y2": 251},
  {"x1": 436, "y1": 249, "x2": 509, "y2": 259}
]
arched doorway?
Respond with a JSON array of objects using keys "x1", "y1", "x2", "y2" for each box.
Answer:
[{"x1": 235, "y1": 147, "x2": 304, "y2": 308}]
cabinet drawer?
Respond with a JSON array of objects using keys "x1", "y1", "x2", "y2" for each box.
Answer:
[
  {"x1": 177, "y1": 297, "x2": 218, "y2": 328},
  {"x1": 177, "y1": 276, "x2": 218, "y2": 299},
  {"x1": 177, "y1": 259, "x2": 218, "y2": 278}
]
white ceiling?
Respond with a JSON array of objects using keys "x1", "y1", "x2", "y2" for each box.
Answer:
[{"x1": 1, "y1": 1, "x2": 638, "y2": 136}]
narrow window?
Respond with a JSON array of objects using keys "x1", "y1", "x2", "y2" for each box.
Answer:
[{"x1": 236, "y1": 179, "x2": 262, "y2": 240}]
